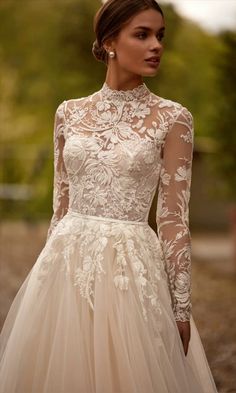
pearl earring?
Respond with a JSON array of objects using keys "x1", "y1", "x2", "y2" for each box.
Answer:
[{"x1": 108, "y1": 50, "x2": 115, "y2": 59}]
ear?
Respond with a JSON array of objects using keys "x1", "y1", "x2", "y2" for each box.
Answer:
[{"x1": 103, "y1": 37, "x2": 117, "y2": 52}]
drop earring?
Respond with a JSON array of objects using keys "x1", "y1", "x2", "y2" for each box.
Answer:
[{"x1": 108, "y1": 50, "x2": 115, "y2": 59}]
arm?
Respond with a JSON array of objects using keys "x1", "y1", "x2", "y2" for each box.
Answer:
[
  {"x1": 47, "y1": 101, "x2": 69, "y2": 240},
  {"x1": 156, "y1": 106, "x2": 194, "y2": 322}
]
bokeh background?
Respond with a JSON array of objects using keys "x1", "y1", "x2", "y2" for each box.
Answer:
[{"x1": 0, "y1": 0, "x2": 236, "y2": 391}]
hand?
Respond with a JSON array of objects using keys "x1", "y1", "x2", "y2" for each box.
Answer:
[{"x1": 176, "y1": 320, "x2": 191, "y2": 356}]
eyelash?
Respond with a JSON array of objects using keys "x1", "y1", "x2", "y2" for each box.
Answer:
[
  {"x1": 136, "y1": 32, "x2": 165, "y2": 42},
  {"x1": 158, "y1": 33, "x2": 165, "y2": 42}
]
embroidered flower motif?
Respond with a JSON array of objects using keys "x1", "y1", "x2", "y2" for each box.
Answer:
[
  {"x1": 113, "y1": 275, "x2": 129, "y2": 290},
  {"x1": 99, "y1": 109, "x2": 117, "y2": 123},
  {"x1": 160, "y1": 168, "x2": 170, "y2": 185},
  {"x1": 46, "y1": 86, "x2": 194, "y2": 323},
  {"x1": 175, "y1": 165, "x2": 188, "y2": 182},
  {"x1": 181, "y1": 131, "x2": 192, "y2": 143},
  {"x1": 96, "y1": 101, "x2": 111, "y2": 111},
  {"x1": 131, "y1": 102, "x2": 151, "y2": 119},
  {"x1": 143, "y1": 149, "x2": 155, "y2": 164},
  {"x1": 101, "y1": 122, "x2": 133, "y2": 144},
  {"x1": 84, "y1": 187, "x2": 108, "y2": 206}
]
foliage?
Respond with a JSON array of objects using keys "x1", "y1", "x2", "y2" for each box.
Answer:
[
  {"x1": 206, "y1": 30, "x2": 236, "y2": 202},
  {"x1": 0, "y1": 0, "x2": 235, "y2": 219}
]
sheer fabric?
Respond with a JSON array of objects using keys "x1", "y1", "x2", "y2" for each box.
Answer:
[
  {"x1": 48, "y1": 83, "x2": 193, "y2": 322},
  {"x1": 47, "y1": 102, "x2": 69, "y2": 239},
  {"x1": 0, "y1": 82, "x2": 218, "y2": 393}
]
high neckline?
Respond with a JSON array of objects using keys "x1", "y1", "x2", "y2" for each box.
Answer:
[{"x1": 100, "y1": 82, "x2": 150, "y2": 101}]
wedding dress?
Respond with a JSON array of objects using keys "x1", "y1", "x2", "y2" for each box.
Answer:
[{"x1": 0, "y1": 82, "x2": 218, "y2": 392}]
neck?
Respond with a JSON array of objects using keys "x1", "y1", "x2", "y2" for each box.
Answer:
[{"x1": 105, "y1": 67, "x2": 143, "y2": 91}]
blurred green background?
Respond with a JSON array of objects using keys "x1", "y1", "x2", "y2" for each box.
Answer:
[
  {"x1": 0, "y1": 0, "x2": 235, "y2": 225},
  {"x1": 0, "y1": 1, "x2": 236, "y2": 391}
]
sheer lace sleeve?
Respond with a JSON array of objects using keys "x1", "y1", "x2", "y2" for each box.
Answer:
[
  {"x1": 156, "y1": 106, "x2": 194, "y2": 322},
  {"x1": 47, "y1": 101, "x2": 69, "y2": 240}
]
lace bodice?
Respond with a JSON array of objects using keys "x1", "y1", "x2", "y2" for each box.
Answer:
[{"x1": 47, "y1": 82, "x2": 194, "y2": 322}]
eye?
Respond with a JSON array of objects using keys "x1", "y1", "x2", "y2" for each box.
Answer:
[
  {"x1": 136, "y1": 32, "x2": 147, "y2": 40},
  {"x1": 157, "y1": 33, "x2": 165, "y2": 42}
]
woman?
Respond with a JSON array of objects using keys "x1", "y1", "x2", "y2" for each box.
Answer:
[{"x1": 0, "y1": 0, "x2": 218, "y2": 392}]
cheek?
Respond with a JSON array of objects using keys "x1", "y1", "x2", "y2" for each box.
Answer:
[{"x1": 117, "y1": 39, "x2": 144, "y2": 63}]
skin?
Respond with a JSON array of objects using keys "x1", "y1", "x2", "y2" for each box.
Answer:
[
  {"x1": 103, "y1": 8, "x2": 165, "y2": 90},
  {"x1": 103, "y1": 8, "x2": 191, "y2": 356}
]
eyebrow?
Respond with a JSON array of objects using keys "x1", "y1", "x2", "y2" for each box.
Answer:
[{"x1": 134, "y1": 26, "x2": 165, "y2": 32}]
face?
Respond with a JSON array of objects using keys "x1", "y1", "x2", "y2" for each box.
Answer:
[{"x1": 106, "y1": 9, "x2": 165, "y2": 77}]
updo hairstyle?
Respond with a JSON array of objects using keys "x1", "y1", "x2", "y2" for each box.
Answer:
[{"x1": 92, "y1": 0, "x2": 164, "y2": 64}]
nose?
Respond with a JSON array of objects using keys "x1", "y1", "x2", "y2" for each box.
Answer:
[{"x1": 150, "y1": 36, "x2": 163, "y2": 52}]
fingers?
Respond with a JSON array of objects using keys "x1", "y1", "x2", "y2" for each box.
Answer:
[
  {"x1": 183, "y1": 337, "x2": 189, "y2": 356},
  {"x1": 176, "y1": 321, "x2": 191, "y2": 356},
  {"x1": 179, "y1": 331, "x2": 188, "y2": 356},
  {"x1": 183, "y1": 330, "x2": 191, "y2": 356}
]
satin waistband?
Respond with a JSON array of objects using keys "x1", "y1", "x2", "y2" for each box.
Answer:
[{"x1": 67, "y1": 209, "x2": 148, "y2": 226}]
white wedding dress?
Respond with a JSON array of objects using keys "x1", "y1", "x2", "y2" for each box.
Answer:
[{"x1": 0, "y1": 82, "x2": 218, "y2": 392}]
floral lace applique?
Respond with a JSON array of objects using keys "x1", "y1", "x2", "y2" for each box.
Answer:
[{"x1": 46, "y1": 83, "x2": 194, "y2": 322}]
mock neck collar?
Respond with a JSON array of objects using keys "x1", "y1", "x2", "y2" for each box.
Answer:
[{"x1": 100, "y1": 82, "x2": 150, "y2": 101}]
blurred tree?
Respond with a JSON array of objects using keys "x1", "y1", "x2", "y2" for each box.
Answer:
[
  {"x1": 205, "y1": 30, "x2": 236, "y2": 261},
  {"x1": 0, "y1": 0, "x2": 232, "y2": 220},
  {"x1": 207, "y1": 30, "x2": 236, "y2": 202}
]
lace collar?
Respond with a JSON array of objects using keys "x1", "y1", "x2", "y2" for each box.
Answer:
[{"x1": 100, "y1": 82, "x2": 151, "y2": 101}]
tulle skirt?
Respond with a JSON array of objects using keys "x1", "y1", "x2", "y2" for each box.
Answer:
[{"x1": 0, "y1": 211, "x2": 217, "y2": 393}]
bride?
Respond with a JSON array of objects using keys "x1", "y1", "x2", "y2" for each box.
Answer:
[{"x1": 0, "y1": 0, "x2": 218, "y2": 392}]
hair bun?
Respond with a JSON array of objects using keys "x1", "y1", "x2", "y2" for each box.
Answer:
[{"x1": 92, "y1": 40, "x2": 107, "y2": 63}]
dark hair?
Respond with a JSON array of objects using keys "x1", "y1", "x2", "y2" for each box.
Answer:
[{"x1": 92, "y1": 0, "x2": 164, "y2": 64}]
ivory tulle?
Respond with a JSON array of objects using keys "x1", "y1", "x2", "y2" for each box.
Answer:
[{"x1": 0, "y1": 212, "x2": 217, "y2": 393}]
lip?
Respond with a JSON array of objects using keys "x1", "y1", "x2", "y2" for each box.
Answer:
[{"x1": 145, "y1": 57, "x2": 161, "y2": 67}]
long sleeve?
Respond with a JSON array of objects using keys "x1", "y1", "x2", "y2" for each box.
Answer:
[
  {"x1": 156, "y1": 106, "x2": 194, "y2": 322},
  {"x1": 47, "y1": 101, "x2": 69, "y2": 241}
]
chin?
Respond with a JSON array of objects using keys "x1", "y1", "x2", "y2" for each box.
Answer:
[
  {"x1": 139, "y1": 65, "x2": 160, "y2": 77},
  {"x1": 141, "y1": 69, "x2": 159, "y2": 77}
]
